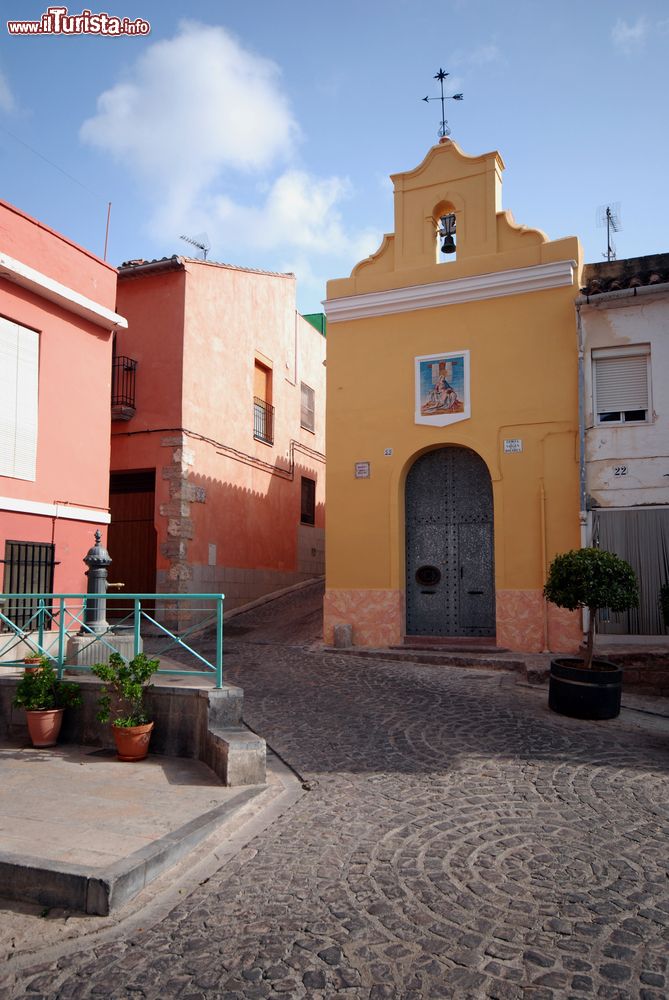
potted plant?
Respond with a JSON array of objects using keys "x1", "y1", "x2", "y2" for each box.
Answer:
[
  {"x1": 23, "y1": 652, "x2": 43, "y2": 672},
  {"x1": 543, "y1": 547, "x2": 638, "y2": 719},
  {"x1": 91, "y1": 652, "x2": 158, "y2": 761},
  {"x1": 13, "y1": 658, "x2": 82, "y2": 747}
]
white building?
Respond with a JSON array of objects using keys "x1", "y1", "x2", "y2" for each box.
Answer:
[{"x1": 579, "y1": 253, "x2": 669, "y2": 635}]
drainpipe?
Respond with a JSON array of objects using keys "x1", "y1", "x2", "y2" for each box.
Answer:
[
  {"x1": 540, "y1": 480, "x2": 548, "y2": 652},
  {"x1": 576, "y1": 302, "x2": 587, "y2": 546},
  {"x1": 576, "y1": 301, "x2": 589, "y2": 646}
]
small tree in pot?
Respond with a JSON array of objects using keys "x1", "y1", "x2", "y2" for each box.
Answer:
[
  {"x1": 543, "y1": 547, "x2": 638, "y2": 719},
  {"x1": 13, "y1": 658, "x2": 82, "y2": 747},
  {"x1": 91, "y1": 652, "x2": 158, "y2": 761}
]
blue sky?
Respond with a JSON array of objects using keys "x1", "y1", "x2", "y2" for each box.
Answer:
[{"x1": 1, "y1": 1, "x2": 667, "y2": 311}]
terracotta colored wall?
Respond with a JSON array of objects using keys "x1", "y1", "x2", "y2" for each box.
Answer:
[
  {"x1": 111, "y1": 261, "x2": 326, "y2": 607},
  {"x1": 113, "y1": 269, "x2": 185, "y2": 430},
  {"x1": 0, "y1": 199, "x2": 117, "y2": 306},
  {"x1": 0, "y1": 511, "x2": 101, "y2": 594},
  {"x1": 0, "y1": 200, "x2": 119, "y2": 596}
]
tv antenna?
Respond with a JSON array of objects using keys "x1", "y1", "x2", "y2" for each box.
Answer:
[
  {"x1": 422, "y1": 68, "x2": 463, "y2": 138},
  {"x1": 596, "y1": 204, "x2": 621, "y2": 262},
  {"x1": 180, "y1": 232, "x2": 211, "y2": 260}
]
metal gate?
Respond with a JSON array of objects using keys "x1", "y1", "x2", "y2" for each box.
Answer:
[{"x1": 405, "y1": 447, "x2": 495, "y2": 637}]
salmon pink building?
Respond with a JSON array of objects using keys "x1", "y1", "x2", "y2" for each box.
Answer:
[
  {"x1": 110, "y1": 256, "x2": 325, "y2": 624},
  {"x1": 0, "y1": 200, "x2": 126, "y2": 625}
]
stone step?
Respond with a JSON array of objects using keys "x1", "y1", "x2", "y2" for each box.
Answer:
[{"x1": 325, "y1": 646, "x2": 526, "y2": 673}]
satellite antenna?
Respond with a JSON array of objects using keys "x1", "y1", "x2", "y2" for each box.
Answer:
[
  {"x1": 179, "y1": 232, "x2": 211, "y2": 260},
  {"x1": 596, "y1": 204, "x2": 621, "y2": 262}
]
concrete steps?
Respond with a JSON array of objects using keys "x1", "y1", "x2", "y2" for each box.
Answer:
[{"x1": 325, "y1": 645, "x2": 528, "y2": 674}]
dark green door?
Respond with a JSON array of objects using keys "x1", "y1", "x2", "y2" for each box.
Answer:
[{"x1": 405, "y1": 447, "x2": 495, "y2": 637}]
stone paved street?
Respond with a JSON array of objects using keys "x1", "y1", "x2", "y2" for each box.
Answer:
[{"x1": 6, "y1": 583, "x2": 669, "y2": 999}]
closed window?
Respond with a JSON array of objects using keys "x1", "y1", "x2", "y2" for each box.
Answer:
[
  {"x1": 0, "y1": 317, "x2": 39, "y2": 480},
  {"x1": 1, "y1": 540, "x2": 55, "y2": 630},
  {"x1": 301, "y1": 476, "x2": 316, "y2": 525},
  {"x1": 593, "y1": 345, "x2": 650, "y2": 424},
  {"x1": 300, "y1": 382, "x2": 315, "y2": 433}
]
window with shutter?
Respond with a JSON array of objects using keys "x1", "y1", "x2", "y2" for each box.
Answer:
[
  {"x1": 592, "y1": 345, "x2": 650, "y2": 424},
  {"x1": 0, "y1": 317, "x2": 39, "y2": 480},
  {"x1": 300, "y1": 382, "x2": 315, "y2": 433}
]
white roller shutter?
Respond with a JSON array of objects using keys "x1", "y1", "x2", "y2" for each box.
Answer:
[
  {"x1": 0, "y1": 316, "x2": 39, "y2": 480},
  {"x1": 593, "y1": 346, "x2": 649, "y2": 417}
]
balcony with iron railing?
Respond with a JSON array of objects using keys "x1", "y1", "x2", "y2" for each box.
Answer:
[
  {"x1": 111, "y1": 355, "x2": 137, "y2": 420},
  {"x1": 253, "y1": 396, "x2": 274, "y2": 445}
]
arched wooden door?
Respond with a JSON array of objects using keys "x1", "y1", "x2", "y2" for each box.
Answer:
[{"x1": 405, "y1": 447, "x2": 495, "y2": 637}]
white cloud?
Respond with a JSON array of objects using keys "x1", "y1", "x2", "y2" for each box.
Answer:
[
  {"x1": 0, "y1": 69, "x2": 15, "y2": 113},
  {"x1": 611, "y1": 17, "x2": 648, "y2": 53},
  {"x1": 80, "y1": 21, "x2": 379, "y2": 296},
  {"x1": 80, "y1": 20, "x2": 298, "y2": 218},
  {"x1": 208, "y1": 169, "x2": 380, "y2": 261}
]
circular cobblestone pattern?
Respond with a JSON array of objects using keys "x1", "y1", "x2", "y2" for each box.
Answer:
[{"x1": 7, "y1": 584, "x2": 669, "y2": 998}]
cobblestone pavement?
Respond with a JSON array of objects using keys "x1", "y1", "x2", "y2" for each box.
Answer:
[{"x1": 6, "y1": 583, "x2": 669, "y2": 999}]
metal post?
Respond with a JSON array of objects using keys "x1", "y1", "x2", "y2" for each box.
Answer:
[
  {"x1": 216, "y1": 595, "x2": 224, "y2": 688},
  {"x1": 38, "y1": 599, "x2": 45, "y2": 653},
  {"x1": 134, "y1": 598, "x2": 141, "y2": 658},
  {"x1": 80, "y1": 531, "x2": 112, "y2": 635},
  {"x1": 57, "y1": 597, "x2": 65, "y2": 678}
]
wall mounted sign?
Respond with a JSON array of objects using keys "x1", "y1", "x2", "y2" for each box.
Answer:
[
  {"x1": 415, "y1": 350, "x2": 470, "y2": 426},
  {"x1": 355, "y1": 462, "x2": 371, "y2": 479},
  {"x1": 384, "y1": 448, "x2": 393, "y2": 456},
  {"x1": 503, "y1": 439, "x2": 523, "y2": 453}
]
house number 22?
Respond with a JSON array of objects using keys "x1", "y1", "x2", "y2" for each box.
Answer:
[{"x1": 613, "y1": 466, "x2": 628, "y2": 476}]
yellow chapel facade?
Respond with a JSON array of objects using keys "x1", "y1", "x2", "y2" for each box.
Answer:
[{"x1": 324, "y1": 139, "x2": 583, "y2": 653}]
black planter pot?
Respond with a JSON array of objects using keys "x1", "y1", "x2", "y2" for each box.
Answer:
[{"x1": 548, "y1": 657, "x2": 622, "y2": 720}]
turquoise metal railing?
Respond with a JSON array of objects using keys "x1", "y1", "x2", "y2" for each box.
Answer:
[{"x1": 0, "y1": 592, "x2": 224, "y2": 688}]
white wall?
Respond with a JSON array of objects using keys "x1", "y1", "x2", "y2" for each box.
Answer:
[{"x1": 582, "y1": 291, "x2": 669, "y2": 509}]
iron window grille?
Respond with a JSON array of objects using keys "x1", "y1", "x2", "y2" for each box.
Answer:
[
  {"x1": 111, "y1": 355, "x2": 138, "y2": 419},
  {"x1": 1, "y1": 540, "x2": 56, "y2": 630},
  {"x1": 253, "y1": 396, "x2": 274, "y2": 445}
]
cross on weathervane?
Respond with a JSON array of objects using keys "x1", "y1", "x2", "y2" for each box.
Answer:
[{"x1": 422, "y1": 68, "x2": 463, "y2": 139}]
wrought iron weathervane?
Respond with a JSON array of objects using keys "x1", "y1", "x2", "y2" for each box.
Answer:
[{"x1": 423, "y1": 68, "x2": 463, "y2": 138}]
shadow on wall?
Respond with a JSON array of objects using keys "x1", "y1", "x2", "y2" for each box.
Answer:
[{"x1": 155, "y1": 455, "x2": 325, "y2": 613}]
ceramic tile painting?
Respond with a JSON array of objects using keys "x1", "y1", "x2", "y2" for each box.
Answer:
[{"x1": 415, "y1": 350, "x2": 470, "y2": 426}]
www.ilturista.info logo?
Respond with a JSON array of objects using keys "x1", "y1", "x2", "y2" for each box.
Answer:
[{"x1": 7, "y1": 6, "x2": 150, "y2": 35}]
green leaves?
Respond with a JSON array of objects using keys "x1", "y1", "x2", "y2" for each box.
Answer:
[
  {"x1": 13, "y1": 660, "x2": 83, "y2": 712},
  {"x1": 91, "y1": 652, "x2": 158, "y2": 727},
  {"x1": 544, "y1": 548, "x2": 638, "y2": 615}
]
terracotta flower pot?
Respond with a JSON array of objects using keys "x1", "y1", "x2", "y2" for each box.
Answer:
[
  {"x1": 112, "y1": 721, "x2": 154, "y2": 762},
  {"x1": 23, "y1": 657, "x2": 42, "y2": 674},
  {"x1": 25, "y1": 708, "x2": 64, "y2": 747}
]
